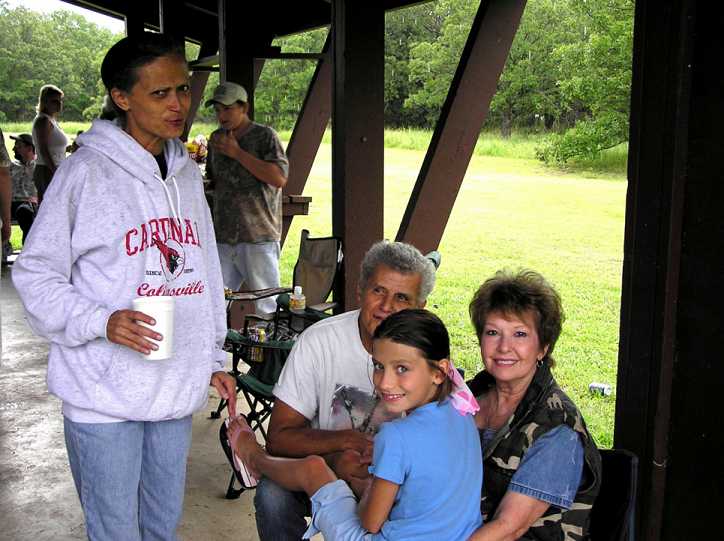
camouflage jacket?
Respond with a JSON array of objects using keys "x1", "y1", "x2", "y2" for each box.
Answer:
[
  {"x1": 206, "y1": 122, "x2": 289, "y2": 244},
  {"x1": 469, "y1": 365, "x2": 601, "y2": 541}
]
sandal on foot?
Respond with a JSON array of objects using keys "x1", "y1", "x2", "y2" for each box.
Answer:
[{"x1": 219, "y1": 415, "x2": 259, "y2": 489}]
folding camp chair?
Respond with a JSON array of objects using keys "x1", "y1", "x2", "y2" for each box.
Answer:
[
  {"x1": 214, "y1": 230, "x2": 342, "y2": 498},
  {"x1": 219, "y1": 328, "x2": 295, "y2": 498},
  {"x1": 212, "y1": 229, "x2": 342, "y2": 417},
  {"x1": 228, "y1": 329, "x2": 293, "y2": 441},
  {"x1": 224, "y1": 229, "x2": 342, "y2": 327},
  {"x1": 268, "y1": 229, "x2": 343, "y2": 333},
  {"x1": 589, "y1": 448, "x2": 638, "y2": 541}
]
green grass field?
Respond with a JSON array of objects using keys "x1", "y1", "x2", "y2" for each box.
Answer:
[
  {"x1": 3, "y1": 122, "x2": 625, "y2": 446},
  {"x1": 275, "y1": 144, "x2": 625, "y2": 447}
]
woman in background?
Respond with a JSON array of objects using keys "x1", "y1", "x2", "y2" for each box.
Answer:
[{"x1": 31, "y1": 83, "x2": 68, "y2": 205}]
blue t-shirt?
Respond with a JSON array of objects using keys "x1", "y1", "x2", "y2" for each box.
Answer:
[
  {"x1": 482, "y1": 424, "x2": 584, "y2": 509},
  {"x1": 370, "y1": 400, "x2": 483, "y2": 541}
]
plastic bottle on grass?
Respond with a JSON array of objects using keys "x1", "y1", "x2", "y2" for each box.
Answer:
[{"x1": 588, "y1": 382, "x2": 612, "y2": 396}]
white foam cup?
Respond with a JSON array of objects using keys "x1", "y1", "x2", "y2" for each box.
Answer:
[{"x1": 132, "y1": 296, "x2": 175, "y2": 360}]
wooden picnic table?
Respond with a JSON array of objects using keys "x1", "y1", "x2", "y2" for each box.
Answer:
[
  {"x1": 281, "y1": 194, "x2": 311, "y2": 217},
  {"x1": 203, "y1": 179, "x2": 311, "y2": 219}
]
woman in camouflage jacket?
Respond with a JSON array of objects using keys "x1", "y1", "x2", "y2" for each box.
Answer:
[{"x1": 467, "y1": 270, "x2": 601, "y2": 541}]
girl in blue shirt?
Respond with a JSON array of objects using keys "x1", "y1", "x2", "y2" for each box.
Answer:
[{"x1": 227, "y1": 308, "x2": 483, "y2": 540}]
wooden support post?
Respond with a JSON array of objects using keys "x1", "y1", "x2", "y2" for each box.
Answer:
[
  {"x1": 282, "y1": 32, "x2": 332, "y2": 245},
  {"x1": 616, "y1": 1, "x2": 723, "y2": 539},
  {"x1": 158, "y1": 0, "x2": 185, "y2": 43},
  {"x1": 332, "y1": 0, "x2": 384, "y2": 310},
  {"x1": 395, "y1": 0, "x2": 527, "y2": 254},
  {"x1": 125, "y1": 3, "x2": 145, "y2": 37},
  {"x1": 218, "y1": 0, "x2": 254, "y2": 115},
  {"x1": 218, "y1": 0, "x2": 272, "y2": 119}
]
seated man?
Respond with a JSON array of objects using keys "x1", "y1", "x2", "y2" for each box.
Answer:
[
  {"x1": 9, "y1": 134, "x2": 37, "y2": 244},
  {"x1": 0, "y1": 128, "x2": 12, "y2": 266},
  {"x1": 254, "y1": 240, "x2": 437, "y2": 541}
]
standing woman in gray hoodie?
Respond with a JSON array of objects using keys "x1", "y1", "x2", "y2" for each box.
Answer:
[{"x1": 12, "y1": 34, "x2": 237, "y2": 540}]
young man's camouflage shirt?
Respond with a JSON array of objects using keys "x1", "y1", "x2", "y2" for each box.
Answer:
[{"x1": 206, "y1": 122, "x2": 289, "y2": 245}]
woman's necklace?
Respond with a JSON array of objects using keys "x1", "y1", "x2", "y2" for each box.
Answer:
[{"x1": 485, "y1": 388, "x2": 521, "y2": 430}]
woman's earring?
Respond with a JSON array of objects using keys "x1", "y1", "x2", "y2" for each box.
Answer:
[{"x1": 536, "y1": 357, "x2": 544, "y2": 368}]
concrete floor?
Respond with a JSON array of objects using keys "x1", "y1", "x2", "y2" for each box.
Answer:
[{"x1": 0, "y1": 265, "x2": 261, "y2": 541}]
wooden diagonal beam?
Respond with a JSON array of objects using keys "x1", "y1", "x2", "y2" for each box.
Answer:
[
  {"x1": 281, "y1": 32, "x2": 332, "y2": 245},
  {"x1": 395, "y1": 0, "x2": 527, "y2": 253},
  {"x1": 183, "y1": 39, "x2": 218, "y2": 141}
]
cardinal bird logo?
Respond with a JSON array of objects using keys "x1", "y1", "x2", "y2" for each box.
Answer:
[{"x1": 153, "y1": 233, "x2": 185, "y2": 281}]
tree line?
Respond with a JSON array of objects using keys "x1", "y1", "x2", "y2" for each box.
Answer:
[{"x1": 0, "y1": 0, "x2": 633, "y2": 163}]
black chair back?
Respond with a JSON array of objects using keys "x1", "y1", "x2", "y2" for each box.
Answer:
[{"x1": 589, "y1": 448, "x2": 638, "y2": 541}]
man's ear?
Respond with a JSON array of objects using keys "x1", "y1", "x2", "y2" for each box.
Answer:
[{"x1": 110, "y1": 88, "x2": 130, "y2": 112}]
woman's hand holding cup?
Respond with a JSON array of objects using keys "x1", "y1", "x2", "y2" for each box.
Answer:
[
  {"x1": 106, "y1": 309, "x2": 162, "y2": 355},
  {"x1": 108, "y1": 297, "x2": 175, "y2": 359}
]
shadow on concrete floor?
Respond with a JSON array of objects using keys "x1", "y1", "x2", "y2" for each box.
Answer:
[{"x1": 0, "y1": 265, "x2": 259, "y2": 540}]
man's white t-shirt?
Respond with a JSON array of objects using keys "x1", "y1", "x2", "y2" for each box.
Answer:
[{"x1": 274, "y1": 309, "x2": 393, "y2": 433}]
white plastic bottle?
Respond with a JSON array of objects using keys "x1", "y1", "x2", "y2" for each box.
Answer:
[{"x1": 289, "y1": 286, "x2": 306, "y2": 313}]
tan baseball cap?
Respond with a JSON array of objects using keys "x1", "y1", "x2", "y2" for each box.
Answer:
[{"x1": 205, "y1": 82, "x2": 248, "y2": 107}]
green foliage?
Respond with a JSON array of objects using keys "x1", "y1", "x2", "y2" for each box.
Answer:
[
  {"x1": 405, "y1": 0, "x2": 473, "y2": 127},
  {"x1": 536, "y1": 111, "x2": 629, "y2": 163},
  {"x1": 384, "y1": 3, "x2": 444, "y2": 126},
  {"x1": 5, "y1": 118, "x2": 626, "y2": 178},
  {"x1": 541, "y1": 0, "x2": 634, "y2": 162},
  {"x1": 0, "y1": 4, "x2": 122, "y2": 121},
  {"x1": 491, "y1": 0, "x2": 583, "y2": 135},
  {"x1": 404, "y1": 0, "x2": 633, "y2": 158},
  {"x1": 404, "y1": 0, "x2": 584, "y2": 132},
  {"x1": 253, "y1": 28, "x2": 328, "y2": 130},
  {"x1": 0, "y1": 0, "x2": 634, "y2": 164},
  {"x1": 10, "y1": 224, "x2": 22, "y2": 251}
]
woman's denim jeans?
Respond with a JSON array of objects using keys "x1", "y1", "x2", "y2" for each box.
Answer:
[{"x1": 64, "y1": 416, "x2": 193, "y2": 541}]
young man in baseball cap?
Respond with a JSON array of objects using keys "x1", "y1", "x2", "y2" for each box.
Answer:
[{"x1": 205, "y1": 82, "x2": 289, "y2": 314}]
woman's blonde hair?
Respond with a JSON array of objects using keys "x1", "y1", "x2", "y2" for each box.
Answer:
[{"x1": 36, "y1": 84, "x2": 64, "y2": 114}]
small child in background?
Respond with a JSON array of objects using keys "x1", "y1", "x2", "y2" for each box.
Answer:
[{"x1": 227, "y1": 309, "x2": 483, "y2": 540}]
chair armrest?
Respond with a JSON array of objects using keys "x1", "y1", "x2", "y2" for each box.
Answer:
[
  {"x1": 424, "y1": 250, "x2": 441, "y2": 270},
  {"x1": 246, "y1": 313, "x2": 275, "y2": 322},
  {"x1": 308, "y1": 301, "x2": 337, "y2": 313},
  {"x1": 226, "y1": 287, "x2": 293, "y2": 302}
]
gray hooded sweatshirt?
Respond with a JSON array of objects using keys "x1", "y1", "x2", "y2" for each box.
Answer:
[{"x1": 12, "y1": 119, "x2": 227, "y2": 423}]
